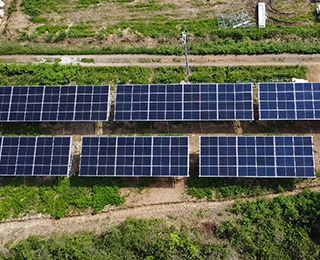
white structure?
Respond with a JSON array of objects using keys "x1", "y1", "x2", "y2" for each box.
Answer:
[
  {"x1": 258, "y1": 2, "x2": 267, "y2": 28},
  {"x1": 0, "y1": 9, "x2": 4, "y2": 18},
  {"x1": 292, "y1": 78, "x2": 309, "y2": 83},
  {"x1": 316, "y1": 5, "x2": 320, "y2": 19},
  {"x1": 0, "y1": 1, "x2": 4, "y2": 8},
  {"x1": 218, "y1": 9, "x2": 252, "y2": 29}
]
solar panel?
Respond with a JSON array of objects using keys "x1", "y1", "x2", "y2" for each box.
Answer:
[
  {"x1": 80, "y1": 136, "x2": 189, "y2": 177},
  {"x1": 0, "y1": 137, "x2": 72, "y2": 176},
  {"x1": 259, "y1": 82, "x2": 320, "y2": 120},
  {"x1": 200, "y1": 136, "x2": 315, "y2": 178},
  {"x1": 0, "y1": 85, "x2": 111, "y2": 121},
  {"x1": 114, "y1": 84, "x2": 253, "y2": 121}
]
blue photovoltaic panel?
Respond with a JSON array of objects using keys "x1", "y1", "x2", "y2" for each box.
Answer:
[
  {"x1": 0, "y1": 137, "x2": 72, "y2": 176},
  {"x1": 259, "y1": 82, "x2": 320, "y2": 120},
  {"x1": 80, "y1": 136, "x2": 189, "y2": 177},
  {"x1": 0, "y1": 85, "x2": 111, "y2": 121},
  {"x1": 200, "y1": 136, "x2": 315, "y2": 178},
  {"x1": 114, "y1": 84, "x2": 253, "y2": 121}
]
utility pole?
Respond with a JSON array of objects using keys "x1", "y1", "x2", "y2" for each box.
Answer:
[{"x1": 181, "y1": 32, "x2": 190, "y2": 79}]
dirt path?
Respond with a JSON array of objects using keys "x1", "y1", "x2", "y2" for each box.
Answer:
[
  {"x1": 0, "y1": 53, "x2": 319, "y2": 67},
  {"x1": 0, "y1": 182, "x2": 319, "y2": 251},
  {"x1": 1, "y1": 53, "x2": 319, "y2": 80}
]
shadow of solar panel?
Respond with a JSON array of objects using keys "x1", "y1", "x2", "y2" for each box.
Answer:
[
  {"x1": 259, "y1": 83, "x2": 320, "y2": 120},
  {"x1": 80, "y1": 136, "x2": 189, "y2": 177},
  {"x1": 0, "y1": 137, "x2": 72, "y2": 176},
  {"x1": 114, "y1": 84, "x2": 253, "y2": 121},
  {"x1": 200, "y1": 136, "x2": 315, "y2": 178},
  {"x1": 0, "y1": 85, "x2": 111, "y2": 122}
]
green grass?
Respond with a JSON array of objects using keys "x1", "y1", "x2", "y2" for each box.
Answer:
[
  {"x1": 12, "y1": 13, "x2": 320, "y2": 43},
  {"x1": 5, "y1": 37, "x2": 320, "y2": 55},
  {"x1": 35, "y1": 25, "x2": 68, "y2": 36},
  {"x1": 8, "y1": 0, "x2": 18, "y2": 16},
  {"x1": 77, "y1": 0, "x2": 100, "y2": 8},
  {"x1": 30, "y1": 17, "x2": 48, "y2": 24},
  {"x1": 68, "y1": 25, "x2": 96, "y2": 38},
  {"x1": 1, "y1": 122, "x2": 43, "y2": 136},
  {"x1": 25, "y1": 16, "x2": 320, "y2": 40},
  {"x1": 22, "y1": 0, "x2": 64, "y2": 17},
  {"x1": 0, "y1": 176, "x2": 126, "y2": 220},
  {"x1": 269, "y1": 12, "x2": 316, "y2": 23},
  {"x1": 0, "y1": 64, "x2": 307, "y2": 87},
  {"x1": 80, "y1": 58, "x2": 95, "y2": 63},
  {"x1": 2, "y1": 191, "x2": 320, "y2": 259},
  {"x1": 187, "y1": 174, "x2": 302, "y2": 200},
  {"x1": 1, "y1": 218, "x2": 231, "y2": 259},
  {"x1": 218, "y1": 189, "x2": 320, "y2": 259}
]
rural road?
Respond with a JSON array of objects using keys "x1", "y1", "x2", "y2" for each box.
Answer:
[
  {"x1": 0, "y1": 183, "x2": 319, "y2": 251},
  {"x1": 1, "y1": 54, "x2": 320, "y2": 67}
]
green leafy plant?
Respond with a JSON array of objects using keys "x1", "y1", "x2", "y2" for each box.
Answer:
[
  {"x1": 218, "y1": 190, "x2": 320, "y2": 259},
  {"x1": 0, "y1": 177, "x2": 125, "y2": 220}
]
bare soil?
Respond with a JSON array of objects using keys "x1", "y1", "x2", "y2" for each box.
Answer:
[
  {"x1": 1, "y1": 53, "x2": 320, "y2": 68},
  {"x1": 1, "y1": 0, "x2": 315, "y2": 38}
]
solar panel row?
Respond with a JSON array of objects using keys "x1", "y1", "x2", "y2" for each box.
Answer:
[
  {"x1": 0, "y1": 85, "x2": 111, "y2": 121},
  {"x1": 0, "y1": 137, "x2": 72, "y2": 176},
  {"x1": 2, "y1": 82, "x2": 320, "y2": 122},
  {"x1": 114, "y1": 84, "x2": 253, "y2": 121},
  {"x1": 80, "y1": 136, "x2": 189, "y2": 177},
  {"x1": 0, "y1": 135, "x2": 315, "y2": 178},
  {"x1": 259, "y1": 82, "x2": 320, "y2": 120},
  {"x1": 200, "y1": 136, "x2": 315, "y2": 178}
]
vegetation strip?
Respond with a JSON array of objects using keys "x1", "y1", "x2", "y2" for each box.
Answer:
[
  {"x1": 1, "y1": 190, "x2": 320, "y2": 259},
  {"x1": 0, "y1": 63, "x2": 307, "y2": 86},
  {"x1": 0, "y1": 177, "x2": 125, "y2": 220},
  {"x1": 4, "y1": 40, "x2": 320, "y2": 56}
]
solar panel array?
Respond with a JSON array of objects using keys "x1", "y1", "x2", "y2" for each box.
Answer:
[
  {"x1": 0, "y1": 137, "x2": 72, "y2": 176},
  {"x1": 200, "y1": 136, "x2": 315, "y2": 178},
  {"x1": 0, "y1": 85, "x2": 111, "y2": 121},
  {"x1": 114, "y1": 84, "x2": 253, "y2": 121},
  {"x1": 80, "y1": 136, "x2": 189, "y2": 177},
  {"x1": 259, "y1": 82, "x2": 320, "y2": 120}
]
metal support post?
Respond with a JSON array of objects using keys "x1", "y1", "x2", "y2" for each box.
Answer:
[{"x1": 181, "y1": 32, "x2": 190, "y2": 79}]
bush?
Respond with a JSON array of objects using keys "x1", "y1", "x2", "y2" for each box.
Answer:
[
  {"x1": 0, "y1": 64, "x2": 307, "y2": 87},
  {"x1": 0, "y1": 177, "x2": 125, "y2": 220},
  {"x1": 36, "y1": 25, "x2": 68, "y2": 35},
  {"x1": 218, "y1": 190, "x2": 320, "y2": 259},
  {"x1": 55, "y1": 32, "x2": 67, "y2": 42},
  {"x1": 22, "y1": 0, "x2": 64, "y2": 17},
  {"x1": 187, "y1": 176, "x2": 298, "y2": 200},
  {"x1": 68, "y1": 25, "x2": 96, "y2": 38},
  {"x1": 152, "y1": 67, "x2": 185, "y2": 84},
  {"x1": 2, "y1": 218, "x2": 230, "y2": 259}
]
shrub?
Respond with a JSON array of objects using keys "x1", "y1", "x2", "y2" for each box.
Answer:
[
  {"x1": 152, "y1": 67, "x2": 185, "y2": 84},
  {"x1": 55, "y1": 32, "x2": 67, "y2": 42},
  {"x1": 68, "y1": 25, "x2": 96, "y2": 38},
  {"x1": 218, "y1": 190, "x2": 320, "y2": 259},
  {"x1": 0, "y1": 177, "x2": 125, "y2": 220}
]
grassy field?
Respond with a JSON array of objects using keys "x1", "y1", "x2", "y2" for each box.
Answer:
[{"x1": 1, "y1": 0, "x2": 320, "y2": 55}]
